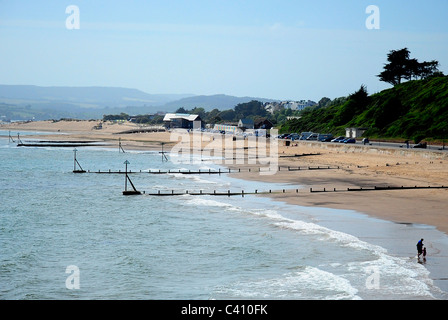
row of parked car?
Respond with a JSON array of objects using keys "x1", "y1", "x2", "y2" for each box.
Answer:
[
  {"x1": 278, "y1": 132, "x2": 333, "y2": 142},
  {"x1": 330, "y1": 136, "x2": 357, "y2": 144},
  {"x1": 278, "y1": 133, "x2": 302, "y2": 140},
  {"x1": 278, "y1": 133, "x2": 358, "y2": 144}
]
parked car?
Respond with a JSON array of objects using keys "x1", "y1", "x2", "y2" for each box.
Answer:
[
  {"x1": 318, "y1": 134, "x2": 334, "y2": 142},
  {"x1": 300, "y1": 132, "x2": 313, "y2": 140},
  {"x1": 343, "y1": 138, "x2": 356, "y2": 144},
  {"x1": 306, "y1": 133, "x2": 319, "y2": 141},
  {"x1": 331, "y1": 136, "x2": 346, "y2": 142},
  {"x1": 290, "y1": 133, "x2": 301, "y2": 141},
  {"x1": 413, "y1": 142, "x2": 427, "y2": 149}
]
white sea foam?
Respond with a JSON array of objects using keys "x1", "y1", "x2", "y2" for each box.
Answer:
[
  {"x1": 167, "y1": 172, "x2": 218, "y2": 184},
  {"x1": 356, "y1": 255, "x2": 435, "y2": 298},
  {"x1": 213, "y1": 266, "x2": 360, "y2": 300},
  {"x1": 184, "y1": 197, "x2": 236, "y2": 209},
  {"x1": 190, "y1": 197, "x2": 437, "y2": 298}
]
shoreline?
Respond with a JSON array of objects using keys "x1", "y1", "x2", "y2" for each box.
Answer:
[
  {"x1": 2, "y1": 120, "x2": 448, "y2": 297},
  {"x1": 2, "y1": 120, "x2": 447, "y2": 235}
]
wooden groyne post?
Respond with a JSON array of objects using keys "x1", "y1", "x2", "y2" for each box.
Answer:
[
  {"x1": 8, "y1": 131, "x2": 15, "y2": 143},
  {"x1": 119, "y1": 138, "x2": 126, "y2": 153},
  {"x1": 17, "y1": 133, "x2": 23, "y2": 145},
  {"x1": 123, "y1": 160, "x2": 141, "y2": 195},
  {"x1": 160, "y1": 142, "x2": 168, "y2": 162},
  {"x1": 73, "y1": 148, "x2": 86, "y2": 173}
]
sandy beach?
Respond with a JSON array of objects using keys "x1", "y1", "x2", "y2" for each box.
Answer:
[{"x1": 2, "y1": 120, "x2": 448, "y2": 235}]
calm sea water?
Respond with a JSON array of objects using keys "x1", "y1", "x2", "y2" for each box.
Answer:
[{"x1": 1, "y1": 131, "x2": 448, "y2": 300}]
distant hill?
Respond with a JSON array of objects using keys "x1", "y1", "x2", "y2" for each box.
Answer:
[
  {"x1": 161, "y1": 94, "x2": 278, "y2": 111},
  {"x1": 281, "y1": 76, "x2": 448, "y2": 143},
  {"x1": 0, "y1": 85, "x2": 278, "y2": 120},
  {"x1": 0, "y1": 85, "x2": 193, "y2": 108}
]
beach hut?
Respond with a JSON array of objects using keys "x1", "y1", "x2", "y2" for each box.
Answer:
[{"x1": 345, "y1": 127, "x2": 368, "y2": 138}]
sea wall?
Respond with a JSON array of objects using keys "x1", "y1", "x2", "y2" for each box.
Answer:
[{"x1": 297, "y1": 141, "x2": 448, "y2": 161}]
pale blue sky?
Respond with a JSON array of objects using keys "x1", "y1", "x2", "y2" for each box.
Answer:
[{"x1": 1, "y1": 0, "x2": 447, "y2": 102}]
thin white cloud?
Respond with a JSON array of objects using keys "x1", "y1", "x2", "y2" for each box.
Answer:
[{"x1": 0, "y1": 19, "x2": 62, "y2": 29}]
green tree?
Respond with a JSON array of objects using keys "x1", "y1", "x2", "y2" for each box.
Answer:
[
  {"x1": 378, "y1": 48, "x2": 440, "y2": 85},
  {"x1": 103, "y1": 112, "x2": 129, "y2": 121},
  {"x1": 206, "y1": 108, "x2": 222, "y2": 123},
  {"x1": 378, "y1": 48, "x2": 411, "y2": 85},
  {"x1": 332, "y1": 85, "x2": 369, "y2": 126},
  {"x1": 175, "y1": 107, "x2": 188, "y2": 114},
  {"x1": 190, "y1": 107, "x2": 206, "y2": 119},
  {"x1": 317, "y1": 97, "x2": 331, "y2": 109},
  {"x1": 417, "y1": 60, "x2": 440, "y2": 79},
  {"x1": 219, "y1": 109, "x2": 236, "y2": 121},
  {"x1": 234, "y1": 100, "x2": 268, "y2": 119}
]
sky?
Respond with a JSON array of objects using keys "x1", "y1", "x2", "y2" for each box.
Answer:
[{"x1": 1, "y1": 0, "x2": 447, "y2": 102}]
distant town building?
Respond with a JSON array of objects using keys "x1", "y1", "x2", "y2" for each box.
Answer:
[
  {"x1": 264, "y1": 100, "x2": 317, "y2": 114},
  {"x1": 254, "y1": 119, "x2": 273, "y2": 129},
  {"x1": 163, "y1": 113, "x2": 204, "y2": 129},
  {"x1": 238, "y1": 118, "x2": 254, "y2": 130},
  {"x1": 263, "y1": 103, "x2": 277, "y2": 114},
  {"x1": 345, "y1": 127, "x2": 368, "y2": 138},
  {"x1": 284, "y1": 100, "x2": 317, "y2": 111},
  {"x1": 213, "y1": 124, "x2": 238, "y2": 134}
]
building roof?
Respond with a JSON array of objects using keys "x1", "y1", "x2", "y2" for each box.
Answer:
[
  {"x1": 163, "y1": 113, "x2": 201, "y2": 122},
  {"x1": 238, "y1": 118, "x2": 254, "y2": 126},
  {"x1": 255, "y1": 118, "x2": 273, "y2": 125}
]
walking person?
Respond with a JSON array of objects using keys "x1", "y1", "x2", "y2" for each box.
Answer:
[{"x1": 416, "y1": 238, "x2": 424, "y2": 258}]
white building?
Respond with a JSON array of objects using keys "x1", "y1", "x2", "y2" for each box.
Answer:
[
  {"x1": 345, "y1": 127, "x2": 368, "y2": 138},
  {"x1": 163, "y1": 113, "x2": 204, "y2": 129},
  {"x1": 264, "y1": 100, "x2": 317, "y2": 113},
  {"x1": 285, "y1": 100, "x2": 317, "y2": 111}
]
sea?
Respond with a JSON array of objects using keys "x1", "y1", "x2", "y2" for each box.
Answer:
[{"x1": 1, "y1": 130, "x2": 448, "y2": 300}]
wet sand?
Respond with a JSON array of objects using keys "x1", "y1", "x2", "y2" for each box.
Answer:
[
  {"x1": 2, "y1": 120, "x2": 448, "y2": 235},
  {"x1": 2, "y1": 119, "x2": 448, "y2": 295}
]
